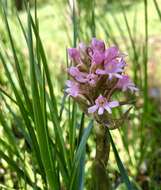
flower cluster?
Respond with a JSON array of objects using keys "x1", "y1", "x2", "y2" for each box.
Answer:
[{"x1": 65, "y1": 38, "x2": 138, "y2": 120}]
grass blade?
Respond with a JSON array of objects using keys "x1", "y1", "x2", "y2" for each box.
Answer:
[
  {"x1": 69, "y1": 120, "x2": 93, "y2": 190},
  {"x1": 108, "y1": 130, "x2": 135, "y2": 190}
]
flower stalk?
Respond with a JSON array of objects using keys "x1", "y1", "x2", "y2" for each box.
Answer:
[{"x1": 91, "y1": 124, "x2": 111, "y2": 190}]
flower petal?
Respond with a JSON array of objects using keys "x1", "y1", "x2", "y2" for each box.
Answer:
[
  {"x1": 96, "y1": 69, "x2": 106, "y2": 75},
  {"x1": 104, "y1": 104, "x2": 112, "y2": 114},
  {"x1": 66, "y1": 80, "x2": 72, "y2": 87},
  {"x1": 113, "y1": 73, "x2": 123, "y2": 79},
  {"x1": 88, "y1": 105, "x2": 98, "y2": 113},
  {"x1": 108, "y1": 101, "x2": 119, "y2": 108},
  {"x1": 98, "y1": 107, "x2": 104, "y2": 115}
]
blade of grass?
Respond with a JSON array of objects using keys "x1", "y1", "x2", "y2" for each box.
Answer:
[
  {"x1": 118, "y1": 0, "x2": 139, "y2": 83},
  {"x1": 153, "y1": 0, "x2": 161, "y2": 21},
  {"x1": 91, "y1": 0, "x2": 96, "y2": 37},
  {"x1": 138, "y1": 0, "x2": 149, "y2": 169},
  {"x1": 69, "y1": 120, "x2": 93, "y2": 190},
  {"x1": 108, "y1": 130, "x2": 135, "y2": 190},
  {"x1": 68, "y1": 0, "x2": 78, "y2": 165},
  {"x1": 0, "y1": 86, "x2": 18, "y2": 105}
]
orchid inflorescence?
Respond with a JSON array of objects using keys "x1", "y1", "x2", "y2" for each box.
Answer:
[{"x1": 65, "y1": 38, "x2": 138, "y2": 127}]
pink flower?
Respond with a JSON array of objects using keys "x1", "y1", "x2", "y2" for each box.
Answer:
[
  {"x1": 96, "y1": 59, "x2": 125, "y2": 79},
  {"x1": 65, "y1": 80, "x2": 80, "y2": 97},
  {"x1": 67, "y1": 66, "x2": 87, "y2": 82},
  {"x1": 68, "y1": 48, "x2": 80, "y2": 62},
  {"x1": 68, "y1": 67, "x2": 98, "y2": 86},
  {"x1": 117, "y1": 75, "x2": 138, "y2": 92},
  {"x1": 68, "y1": 66, "x2": 80, "y2": 77},
  {"x1": 88, "y1": 95, "x2": 119, "y2": 115},
  {"x1": 85, "y1": 73, "x2": 98, "y2": 86},
  {"x1": 104, "y1": 46, "x2": 119, "y2": 63},
  {"x1": 91, "y1": 50, "x2": 105, "y2": 65},
  {"x1": 91, "y1": 38, "x2": 105, "y2": 52}
]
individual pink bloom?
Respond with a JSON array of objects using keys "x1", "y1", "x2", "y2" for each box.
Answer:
[
  {"x1": 91, "y1": 38, "x2": 105, "y2": 52},
  {"x1": 96, "y1": 59, "x2": 125, "y2": 79},
  {"x1": 104, "y1": 46, "x2": 119, "y2": 63},
  {"x1": 68, "y1": 66, "x2": 87, "y2": 82},
  {"x1": 68, "y1": 48, "x2": 80, "y2": 62},
  {"x1": 73, "y1": 72, "x2": 98, "y2": 86},
  {"x1": 117, "y1": 75, "x2": 139, "y2": 92},
  {"x1": 91, "y1": 50, "x2": 105, "y2": 65},
  {"x1": 88, "y1": 95, "x2": 119, "y2": 115},
  {"x1": 65, "y1": 80, "x2": 80, "y2": 97},
  {"x1": 86, "y1": 73, "x2": 98, "y2": 86},
  {"x1": 68, "y1": 66, "x2": 80, "y2": 77}
]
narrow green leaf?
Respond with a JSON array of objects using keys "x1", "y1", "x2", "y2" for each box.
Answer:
[
  {"x1": 69, "y1": 120, "x2": 93, "y2": 190},
  {"x1": 118, "y1": 0, "x2": 139, "y2": 83},
  {"x1": 108, "y1": 130, "x2": 135, "y2": 190},
  {"x1": 153, "y1": 0, "x2": 161, "y2": 22}
]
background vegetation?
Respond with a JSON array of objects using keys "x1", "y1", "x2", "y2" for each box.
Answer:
[{"x1": 0, "y1": 0, "x2": 161, "y2": 189}]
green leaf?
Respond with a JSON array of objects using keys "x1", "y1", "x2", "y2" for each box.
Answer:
[
  {"x1": 69, "y1": 120, "x2": 93, "y2": 190},
  {"x1": 108, "y1": 130, "x2": 135, "y2": 190}
]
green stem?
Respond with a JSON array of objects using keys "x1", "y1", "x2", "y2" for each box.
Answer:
[{"x1": 91, "y1": 124, "x2": 111, "y2": 190}]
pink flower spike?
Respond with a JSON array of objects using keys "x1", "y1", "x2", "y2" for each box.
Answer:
[
  {"x1": 88, "y1": 95, "x2": 119, "y2": 115},
  {"x1": 65, "y1": 80, "x2": 80, "y2": 97},
  {"x1": 117, "y1": 75, "x2": 139, "y2": 92},
  {"x1": 68, "y1": 48, "x2": 80, "y2": 62},
  {"x1": 91, "y1": 38, "x2": 105, "y2": 52}
]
